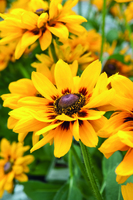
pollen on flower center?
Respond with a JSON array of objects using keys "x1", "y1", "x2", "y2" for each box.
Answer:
[
  {"x1": 4, "y1": 161, "x2": 12, "y2": 174},
  {"x1": 54, "y1": 93, "x2": 85, "y2": 116}
]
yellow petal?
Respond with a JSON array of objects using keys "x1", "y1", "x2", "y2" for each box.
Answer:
[
  {"x1": 30, "y1": 130, "x2": 55, "y2": 152},
  {"x1": 54, "y1": 125, "x2": 73, "y2": 158},
  {"x1": 116, "y1": 148, "x2": 133, "y2": 176},
  {"x1": 15, "y1": 173, "x2": 28, "y2": 182},
  {"x1": 39, "y1": 29, "x2": 52, "y2": 51},
  {"x1": 78, "y1": 60, "x2": 101, "y2": 94},
  {"x1": 71, "y1": 120, "x2": 79, "y2": 141},
  {"x1": 121, "y1": 183, "x2": 133, "y2": 200},
  {"x1": 47, "y1": 23, "x2": 69, "y2": 39},
  {"x1": 54, "y1": 59, "x2": 74, "y2": 94},
  {"x1": 32, "y1": 71, "x2": 59, "y2": 100},
  {"x1": 78, "y1": 109, "x2": 105, "y2": 121},
  {"x1": 79, "y1": 120, "x2": 98, "y2": 147}
]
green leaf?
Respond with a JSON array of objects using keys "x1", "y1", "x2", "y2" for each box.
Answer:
[
  {"x1": 106, "y1": 29, "x2": 119, "y2": 43},
  {"x1": 54, "y1": 178, "x2": 82, "y2": 200},
  {"x1": 22, "y1": 180, "x2": 62, "y2": 200},
  {"x1": 102, "y1": 152, "x2": 123, "y2": 200}
]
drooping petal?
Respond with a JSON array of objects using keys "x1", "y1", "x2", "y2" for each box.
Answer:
[
  {"x1": 39, "y1": 29, "x2": 52, "y2": 51},
  {"x1": 78, "y1": 109, "x2": 105, "y2": 121},
  {"x1": 54, "y1": 125, "x2": 73, "y2": 158},
  {"x1": 71, "y1": 120, "x2": 79, "y2": 141},
  {"x1": 79, "y1": 120, "x2": 98, "y2": 147},
  {"x1": 116, "y1": 148, "x2": 133, "y2": 176},
  {"x1": 30, "y1": 130, "x2": 55, "y2": 152}
]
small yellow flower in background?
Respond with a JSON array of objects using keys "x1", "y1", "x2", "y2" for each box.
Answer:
[
  {"x1": 0, "y1": 138, "x2": 34, "y2": 198},
  {"x1": 99, "y1": 74, "x2": 133, "y2": 183},
  {"x1": 0, "y1": 0, "x2": 87, "y2": 59},
  {"x1": 121, "y1": 183, "x2": 133, "y2": 200},
  {"x1": 32, "y1": 29, "x2": 101, "y2": 73},
  {"x1": 5, "y1": 59, "x2": 115, "y2": 158},
  {"x1": 91, "y1": 0, "x2": 112, "y2": 11},
  {"x1": 125, "y1": 2, "x2": 133, "y2": 22},
  {"x1": 102, "y1": 59, "x2": 133, "y2": 77}
]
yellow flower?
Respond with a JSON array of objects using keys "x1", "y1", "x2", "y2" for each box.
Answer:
[
  {"x1": 102, "y1": 59, "x2": 133, "y2": 77},
  {"x1": 125, "y1": 2, "x2": 133, "y2": 22},
  {"x1": 0, "y1": 138, "x2": 34, "y2": 198},
  {"x1": 7, "y1": 59, "x2": 115, "y2": 158},
  {"x1": 0, "y1": 0, "x2": 87, "y2": 59},
  {"x1": 99, "y1": 74, "x2": 133, "y2": 183},
  {"x1": 32, "y1": 29, "x2": 101, "y2": 73},
  {"x1": 121, "y1": 183, "x2": 133, "y2": 200},
  {"x1": 91, "y1": 0, "x2": 112, "y2": 11}
]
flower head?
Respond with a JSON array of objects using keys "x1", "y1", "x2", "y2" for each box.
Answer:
[
  {"x1": 0, "y1": 138, "x2": 34, "y2": 197},
  {"x1": 7, "y1": 59, "x2": 115, "y2": 158},
  {"x1": 0, "y1": 0, "x2": 87, "y2": 59},
  {"x1": 99, "y1": 74, "x2": 133, "y2": 183}
]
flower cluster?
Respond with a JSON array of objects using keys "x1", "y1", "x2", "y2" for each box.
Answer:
[
  {"x1": 0, "y1": 138, "x2": 34, "y2": 197},
  {"x1": 1, "y1": 0, "x2": 133, "y2": 199}
]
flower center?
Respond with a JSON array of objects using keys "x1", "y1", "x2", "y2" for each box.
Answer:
[
  {"x1": 35, "y1": 8, "x2": 45, "y2": 16},
  {"x1": 4, "y1": 161, "x2": 12, "y2": 174},
  {"x1": 107, "y1": 63, "x2": 116, "y2": 71},
  {"x1": 54, "y1": 93, "x2": 85, "y2": 116}
]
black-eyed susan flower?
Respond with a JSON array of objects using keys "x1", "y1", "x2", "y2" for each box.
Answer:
[
  {"x1": 0, "y1": 138, "x2": 34, "y2": 198},
  {"x1": 0, "y1": 0, "x2": 87, "y2": 59},
  {"x1": 102, "y1": 59, "x2": 133, "y2": 77},
  {"x1": 121, "y1": 183, "x2": 133, "y2": 200},
  {"x1": 99, "y1": 74, "x2": 133, "y2": 183},
  {"x1": 7, "y1": 59, "x2": 115, "y2": 158}
]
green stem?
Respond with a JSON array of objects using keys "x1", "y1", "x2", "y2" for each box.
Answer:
[
  {"x1": 50, "y1": 42, "x2": 58, "y2": 63},
  {"x1": 71, "y1": 145, "x2": 90, "y2": 187},
  {"x1": 100, "y1": 0, "x2": 106, "y2": 62},
  {"x1": 79, "y1": 141, "x2": 104, "y2": 200},
  {"x1": 78, "y1": 1, "x2": 82, "y2": 16},
  {"x1": 68, "y1": 149, "x2": 73, "y2": 178}
]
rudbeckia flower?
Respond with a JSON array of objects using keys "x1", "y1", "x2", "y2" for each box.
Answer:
[
  {"x1": 7, "y1": 59, "x2": 115, "y2": 158},
  {"x1": 121, "y1": 183, "x2": 133, "y2": 200},
  {"x1": 0, "y1": 138, "x2": 34, "y2": 198},
  {"x1": 102, "y1": 59, "x2": 133, "y2": 77},
  {"x1": 99, "y1": 74, "x2": 133, "y2": 183},
  {"x1": 0, "y1": 0, "x2": 87, "y2": 59}
]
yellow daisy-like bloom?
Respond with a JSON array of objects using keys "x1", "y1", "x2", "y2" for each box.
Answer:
[
  {"x1": 0, "y1": 138, "x2": 34, "y2": 198},
  {"x1": 32, "y1": 29, "x2": 101, "y2": 73},
  {"x1": 102, "y1": 59, "x2": 133, "y2": 77},
  {"x1": 7, "y1": 59, "x2": 115, "y2": 158},
  {"x1": 0, "y1": 0, "x2": 87, "y2": 59},
  {"x1": 121, "y1": 183, "x2": 133, "y2": 200},
  {"x1": 99, "y1": 74, "x2": 133, "y2": 183},
  {"x1": 125, "y1": 2, "x2": 133, "y2": 22},
  {"x1": 91, "y1": 0, "x2": 112, "y2": 11}
]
